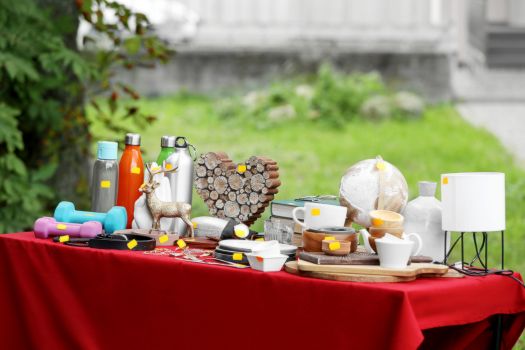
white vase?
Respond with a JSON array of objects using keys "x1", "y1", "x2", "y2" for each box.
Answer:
[{"x1": 403, "y1": 181, "x2": 449, "y2": 262}]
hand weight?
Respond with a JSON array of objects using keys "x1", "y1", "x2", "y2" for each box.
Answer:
[
  {"x1": 34, "y1": 217, "x2": 102, "y2": 239},
  {"x1": 54, "y1": 201, "x2": 127, "y2": 234}
]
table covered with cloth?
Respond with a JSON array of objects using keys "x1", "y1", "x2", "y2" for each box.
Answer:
[{"x1": 0, "y1": 232, "x2": 524, "y2": 350}]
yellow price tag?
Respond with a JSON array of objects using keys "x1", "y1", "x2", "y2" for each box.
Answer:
[
  {"x1": 100, "y1": 180, "x2": 111, "y2": 188},
  {"x1": 311, "y1": 208, "x2": 321, "y2": 216},
  {"x1": 159, "y1": 234, "x2": 169, "y2": 244},
  {"x1": 372, "y1": 218, "x2": 384, "y2": 227},
  {"x1": 329, "y1": 241, "x2": 341, "y2": 251},
  {"x1": 442, "y1": 177, "x2": 448, "y2": 185},
  {"x1": 131, "y1": 167, "x2": 141, "y2": 175},
  {"x1": 59, "y1": 235, "x2": 70, "y2": 243},
  {"x1": 176, "y1": 239, "x2": 186, "y2": 249},
  {"x1": 56, "y1": 224, "x2": 67, "y2": 230},
  {"x1": 234, "y1": 228, "x2": 248, "y2": 238},
  {"x1": 127, "y1": 239, "x2": 138, "y2": 250},
  {"x1": 232, "y1": 253, "x2": 243, "y2": 261},
  {"x1": 376, "y1": 161, "x2": 386, "y2": 171},
  {"x1": 324, "y1": 236, "x2": 335, "y2": 241},
  {"x1": 237, "y1": 164, "x2": 247, "y2": 174}
]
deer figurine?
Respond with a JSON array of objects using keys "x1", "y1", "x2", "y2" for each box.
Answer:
[{"x1": 139, "y1": 163, "x2": 195, "y2": 237}]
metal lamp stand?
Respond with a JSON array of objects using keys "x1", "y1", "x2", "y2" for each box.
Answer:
[{"x1": 443, "y1": 231, "x2": 505, "y2": 271}]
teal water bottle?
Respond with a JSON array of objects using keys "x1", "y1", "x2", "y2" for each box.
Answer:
[{"x1": 156, "y1": 136, "x2": 176, "y2": 165}]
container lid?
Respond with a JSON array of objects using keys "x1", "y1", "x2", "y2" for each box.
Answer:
[
  {"x1": 97, "y1": 141, "x2": 118, "y2": 160},
  {"x1": 125, "y1": 133, "x2": 141, "y2": 146},
  {"x1": 161, "y1": 136, "x2": 176, "y2": 148}
]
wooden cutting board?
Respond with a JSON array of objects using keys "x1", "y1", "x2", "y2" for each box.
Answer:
[
  {"x1": 285, "y1": 261, "x2": 416, "y2": 282},
  {"x1": 286, "y1": 261, "x2": 463, "y2": 283},
  {"x1": 299, "y1": 251, "x2": 433, "y2": 266},
  {"x1": 297, "y1": 259, "x2": 449, "y2": 277}
]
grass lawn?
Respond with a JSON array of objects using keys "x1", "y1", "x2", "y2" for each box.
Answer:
[{"x1": 90, "y1": 95, "x2": 525, "y2": 275}]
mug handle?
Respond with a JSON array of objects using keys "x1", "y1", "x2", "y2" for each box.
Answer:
[
  {"x1": 405, "y1": 233, "x2": 423, "y2": 256},
  {"x1": 292, "y1": 207, "x2": 306, "y2": 228}
]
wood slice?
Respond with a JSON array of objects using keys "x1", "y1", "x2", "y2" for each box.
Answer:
[
  {"x1": 210, "y1": 191, "x2": 219, "y2": 201},
  {"x1": 237, "y1": 193, "x2": 249, "y2": 205},
  {"x1": 243, "y1": 171, "x2": 253, "y2": 180},
  {"x1": 209, "y1": 207, "x2": 218, "y2": 215},
  {"x1": 208, "y1": 185, "x2": 213, "y2": 191},
  {"x1": 215, "y1": 199, "x2": 225, "y2": 209},
  {"x1": 228, "y1": 174, "x2": 243, "y2": 191},
  {"x1": 195, "y1": 178, "x2": 208, "y2": 190},
  {"x1": 228, "y1": 192, "x2": 237, "y2": 201},
  {"x1": 250, "y1": 204, "x2": 259, "y2": 214},
  {"x1": 219, "y1": 194, "x2": 228, "y2": 202},
  {"x1": 256, "y1": 163, "x2": 265, "y2": 172},
  {"x1": 259, "y1": 194, "x2": 274, "y2": 202},
  {"x1": 224, "y1": 201, "x2": 240, "y2": 218},
  {"x1": 251, "y1": 167, "x2": 258, "y2": 175},
  {"x1": 263, "y1": 171, "x2": 279, "y2": 180},
  {"x1": 197, "y1": 157, "x2": 205, "y2": 165},
  {"x1": 200, "y1": 190, "x2": 210, "y2": 200},
  {"x1": 266, "y1": 179, "x2": 281, "y2": 188},
  {"x1": 250, "y1": 174, "x2": 265, "y2": 192},
  {"x1": 213, "y1": 167, "x2": 222, "y2": 176},
  {"x1": 244, "y1": 185, "x2": 251, "y2": 192},
  {"x1": 207, "y1": 170, "x2": 213, "y2": 177},
  {"x1": 217, "y1": 210, "x2": 225, "y2": 218},
  {"x1": 204, "y1": 152, "x2": 221, "y2": 169},
  {"x1": 213, "y1": 176, "x2": 228, "y2": 194},
  {"x1": 195, "y1": 165, "x2": 207, "y2": 177},
  {"x1": 240, "y1": 205, "x2": 250, "y2": 216},
  {"x1": 207, "y1": 177, "x2": 214, "y2": 184},
  {"x1": 206, "y1": 199, "x2": 215, "y2": 208},
  {"x1": 249, "y1": 192, "x2": 259, "y2": 205},
  {"x1": 262, "y1": 187, "x2": 279, "y2": 195}
]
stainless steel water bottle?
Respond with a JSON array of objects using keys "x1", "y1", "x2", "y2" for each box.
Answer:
[
  {"x1": 166, "y1": 137, "x2": 195, "y2": 235},
  {"x1": 91, "y1": 141, "x2": 119, "y2": 213}
]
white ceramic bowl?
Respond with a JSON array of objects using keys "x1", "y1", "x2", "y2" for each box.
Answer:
[{"x1": 245, "y1": 253, "x2": 288, "y2": 272}]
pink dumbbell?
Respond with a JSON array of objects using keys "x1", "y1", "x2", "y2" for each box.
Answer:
[{"x1": 33, "y1": 217, "x2": 102, "y2": 239}]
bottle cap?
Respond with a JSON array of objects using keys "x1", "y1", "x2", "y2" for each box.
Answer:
[
  {"x1": 125, "y1": 133, "x2": 141, "y2": 146},
  {"x1": 97, "y1": 141, "x2": 118, "y2": 160},
  {"x1": 161, "y1": 136, "x2": 176, "y2": 148}
]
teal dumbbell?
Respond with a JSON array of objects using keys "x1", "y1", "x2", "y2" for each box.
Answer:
[{"x1": 54, "y1": 201, "x2": 127, "y2": 234}]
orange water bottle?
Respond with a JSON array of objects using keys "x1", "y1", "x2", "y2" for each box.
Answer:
[{"x1": 117, "y1": 133, "x2": 144, "y2": 228}]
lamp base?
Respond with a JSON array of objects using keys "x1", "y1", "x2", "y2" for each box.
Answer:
[{"x1": 442, "y1": 231, "x2": 504, "y2": 272}]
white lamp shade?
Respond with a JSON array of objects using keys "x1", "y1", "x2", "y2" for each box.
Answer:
[{"x1": 441, "y1": 172, "x2": 505, "y2": 232}]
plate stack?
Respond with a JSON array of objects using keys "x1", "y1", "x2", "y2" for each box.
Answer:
[{"x1": 215, "y1": 240, "x2": 297, "y2": 265}]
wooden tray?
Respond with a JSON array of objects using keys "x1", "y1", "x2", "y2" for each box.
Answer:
[
  {"x1": 296, "y1": 259, "x2": 450, "y2": 277},
  {"x1": 286, "y1": 261, "x2": 463, "y2": 283},
  {"x1": 299, "y1": 251, "x2": 433, "y2": 266},
  {"x1": 285, "y1": 261, "x2": 415, "y2": 282}
]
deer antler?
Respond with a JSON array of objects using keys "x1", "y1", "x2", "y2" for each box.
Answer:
[{"x1": 145, "y1": 162, "x2": 178, "y2": 180}]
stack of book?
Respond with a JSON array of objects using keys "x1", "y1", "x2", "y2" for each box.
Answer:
[{"x1": 269, "y1": 198, "x2": 340, "y2": 247}]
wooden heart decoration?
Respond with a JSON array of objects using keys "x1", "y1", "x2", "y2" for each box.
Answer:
[{"x1": 194, "y1": 152, "x2": 281, "y2": 226}]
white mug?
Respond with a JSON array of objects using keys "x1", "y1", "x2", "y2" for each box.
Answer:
[
  {"x1": 292, "y1": 203, "x2": 347, "y2": 230},
  {"x1": 375, "y1": 233, "x2": 423, "y2": 269}
]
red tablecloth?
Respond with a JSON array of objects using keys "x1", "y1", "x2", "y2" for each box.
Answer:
[{"x1": 0, "y1": 232, "x2": 523, "y2": 350}]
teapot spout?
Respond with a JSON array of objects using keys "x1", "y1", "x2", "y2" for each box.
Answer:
[{"x1": 359, "y1": 229, "x2": 374, "y2": 254}]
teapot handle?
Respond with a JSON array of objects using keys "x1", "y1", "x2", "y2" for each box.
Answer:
[
  {"x1": 405, "y1": 233, "x2": 423, "y2": 256},
  {"x1": 359, "y1": 229, "x2": 375, "y2": 254}
]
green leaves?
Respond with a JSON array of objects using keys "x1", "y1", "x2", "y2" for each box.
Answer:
[
  {"x1": 0, "y1": 53, "x2": 40, "y2": 82},
  {"x1": 0, "y1": 104, "x2": 23, "y2": 152},
  {"x1": 123, "y1": 36, "x2": 142, "y2": 55}
]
